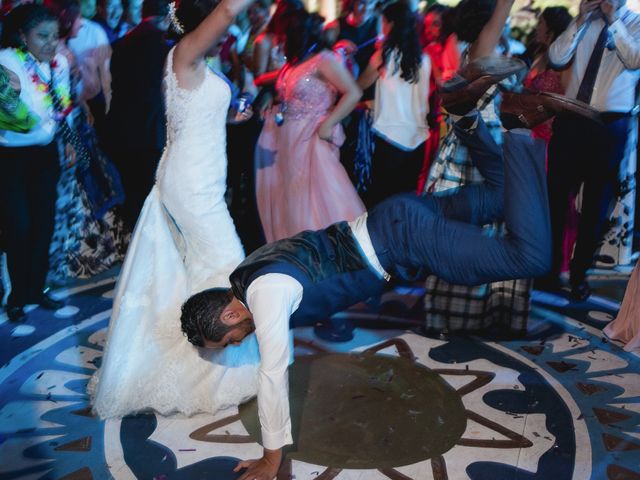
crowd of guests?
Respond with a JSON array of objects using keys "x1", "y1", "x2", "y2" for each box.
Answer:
[{"x1": 0, "y1": 0, "x2": 639, "y2": 333}]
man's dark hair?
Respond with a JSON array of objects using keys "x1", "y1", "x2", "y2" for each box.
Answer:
[
  {"x1": 180, "y1": 288, "x2": 235, "y2": 347},
  {"x1": 142, "y1": 0, "x2": 170, "y2": 19}
]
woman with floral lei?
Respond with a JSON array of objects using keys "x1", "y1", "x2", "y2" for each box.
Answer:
[
  {"x1": 45, "y1": 0, "x2": 129, "y2": 284},
  {"x1": 0, "y1": 4, "x2": 73, "y2": 322},
  {"x1": 89, "y1": 0, "x2": 268, "y2": 477}
]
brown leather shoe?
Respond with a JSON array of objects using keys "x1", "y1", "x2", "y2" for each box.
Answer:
[
  {"x1": 440, "y1": 57, "x2": 527, "y2": 115},
  {"x1": 500, "y1": 91, "x2": 601, "y2": 130}
]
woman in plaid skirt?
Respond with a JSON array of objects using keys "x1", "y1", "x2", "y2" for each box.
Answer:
[{"x1": 423, "y1": 0, "x2": 533, "y2": 335}]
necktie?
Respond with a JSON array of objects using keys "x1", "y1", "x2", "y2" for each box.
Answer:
[{"x1": 576, "y1": 22, "x2": 608, "y2": 104}]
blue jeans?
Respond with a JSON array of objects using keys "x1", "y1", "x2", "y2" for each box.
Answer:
[{"x1": 367, "y1": 118, "x2": 551, "y2": 286}]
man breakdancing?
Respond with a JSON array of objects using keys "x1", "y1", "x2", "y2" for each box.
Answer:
[{"x1": 179, "y1": 57, "x2": 599, "y2": 480}]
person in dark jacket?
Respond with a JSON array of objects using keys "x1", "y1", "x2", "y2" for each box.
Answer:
[{"x1": 105, "y1": 0, "x2": 170, "y2": 229}]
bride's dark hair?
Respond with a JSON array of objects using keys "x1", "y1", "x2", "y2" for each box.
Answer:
[
  {"x1": 180, "y1": 288, "x2": 235, "y2": 346},
  {"x1": 174, "y1": 0, "x2": 220, "y2": 36}
]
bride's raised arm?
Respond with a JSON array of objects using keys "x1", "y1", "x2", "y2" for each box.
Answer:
[{"x1": 172, "y1": 0, "x2": 254, "y2": 89}]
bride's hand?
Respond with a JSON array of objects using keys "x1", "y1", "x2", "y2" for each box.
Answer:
[{"x1": 229, "y1": 105, "x2": 254, "y2": 124}]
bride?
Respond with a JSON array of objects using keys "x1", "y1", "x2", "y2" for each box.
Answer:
[{"x1": 89, "y1": 0, "x2": 260, "y2": 418}]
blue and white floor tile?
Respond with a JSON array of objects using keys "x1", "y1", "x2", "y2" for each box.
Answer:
[{"x1": 0, "y1": 272, "x2": 638, "y2": 480}]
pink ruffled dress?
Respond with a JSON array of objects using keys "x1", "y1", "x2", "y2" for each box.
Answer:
[{"x1": 255, "y1": 51, "x2": 365, "y2": 242}]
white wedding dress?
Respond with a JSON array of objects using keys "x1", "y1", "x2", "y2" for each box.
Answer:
[{"x1": 89, "y1": 48, "x2": 261, "y2": 418}]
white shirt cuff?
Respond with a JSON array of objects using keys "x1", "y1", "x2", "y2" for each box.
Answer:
[
  {"x1": 261, "y1": 422, "x2": 293, "y2": 450},
  {"x1": 609, "y1": 18, "x2": 624, "y2": 37}
]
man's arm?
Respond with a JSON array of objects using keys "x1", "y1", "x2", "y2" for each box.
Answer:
[
  {"x1": 549, "y1": 0, "x2": 600, "y2": 68},
  {"x1": 603, "y1": 3, "x2": 640, "y2": 70},
  {"x1": 234, "y1": 274, "x2": 302, "y2": 480}
]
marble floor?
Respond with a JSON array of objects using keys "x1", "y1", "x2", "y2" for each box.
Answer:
[{"x1": 0, "y1": 270, "x2": 638, "y2": 480}]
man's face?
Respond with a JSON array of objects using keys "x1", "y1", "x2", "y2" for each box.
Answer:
[
  {"x1": 128, "y1": 0, "x2": 143, "y2": 25},
  {"x1": 203, "y1": 323, "x2": 252, "y2": 349},
  {"x1": 81, "y1": 0, "x2": 97, "y2": 19},
  {"x1": 352, "y1": 0, "x2": 374, "y2": 20},
  {"x1": 248, "y1": 4, "x2": 267, "y2": 27},
  {"x1": 423, "y1": 12, "x2": 442, "y2": 44},
  {"x1": 106, "y1": 0, "x2": 123, "y2": 28},
  {"x1": 202, "y1": 299, "x2": 255, "y2": 349}
]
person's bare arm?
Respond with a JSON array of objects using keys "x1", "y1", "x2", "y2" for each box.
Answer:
[
  {"x1": 252, "y1": 33, "x2": 272, "y2": 77},
  {"x1": 317, "y1": 52, "x2": 362, "y2": 141},
  {"x1": 469, "y1": 0, "x2": 515, "y2": 61},
  {"x1": 357, "y1": 47, "x2": 382, "y2": 91},
  {"x1": 173, "y1": 0, "x2": 254, "y2": 90},
  {"x1": 254, "y1": 68, "x2": 281, "y2": 87}
]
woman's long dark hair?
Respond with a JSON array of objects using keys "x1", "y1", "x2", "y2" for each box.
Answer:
[
  {"x1": 1, "y1": 4, "x2": 58, "y2": 49},
  {"x1": 284, "y1": 9, "x2": 325, "y2": 64},
  {"x1": 381, "y1": 1, "x2": 421, "y2": 84},
  {"x1": 265, "y1": 0, "x2": 303, "y2": 36},
  {"x1": 541, "y1": 6, "x2": 572, "y2": 43},
  {"x1": 521, "y1": 6, "x2": 572, "y2": 66}
]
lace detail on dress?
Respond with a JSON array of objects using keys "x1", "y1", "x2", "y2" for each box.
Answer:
[
  {"x1": 90, "y1": 47, "x2": 252, "y2": 419},
  {"x1": 157, "y1": 47, "x2": 232, "y2": 181}
]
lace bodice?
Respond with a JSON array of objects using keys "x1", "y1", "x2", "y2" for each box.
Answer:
[
  {"x1": 276, "y1": 52, "x2": 338, "y2": 120},
  {"x1": 162, "y1": 47, "x2": 231, "y2": 144},
  {"x1": 156, "y1": 47, "x2": 232, "y2": 197}
]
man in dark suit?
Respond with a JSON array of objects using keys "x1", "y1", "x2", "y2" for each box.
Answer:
[
  {"x1": 541, "y1": 0, "x2": 640, "y2": 299},
  {"x1": 106, "y1": 0, "x2": 171, "y2": 229}
]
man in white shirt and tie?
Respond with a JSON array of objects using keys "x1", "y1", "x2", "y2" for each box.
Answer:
[{"x1": 540, "y1": 0, "x2": 640, "y2": 300}]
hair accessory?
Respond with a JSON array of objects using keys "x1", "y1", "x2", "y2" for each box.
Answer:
[{"x1": 168, "y1": 1, "x2": 185, "y2": 35}]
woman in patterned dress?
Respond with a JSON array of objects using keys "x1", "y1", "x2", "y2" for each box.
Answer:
[{"x1": 47, "y1": 0, "x2": 128, "y2": 283}]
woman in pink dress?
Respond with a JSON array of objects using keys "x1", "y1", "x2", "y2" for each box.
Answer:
[
  {"x1": 255, "y1": 9, "x2": 365, "y2": 242},
  {"x1": 605, "y1": 263, "x2": 640, "y2": 351}
]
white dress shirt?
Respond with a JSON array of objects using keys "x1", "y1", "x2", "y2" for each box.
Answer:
[
  {"x1": 246, "y1": 274, "x2": 302, "y2": 450},
  {"x1": 549, "y1": 6, "x2": 640, "y2": 113},
  {"x1": 0, "y1": 49, "x2": 70, "y2": 147},
  {"x1": 245, "y1": 213, "x2": 388, "y2": 450},
  {"x1": 68, "y1": 18, "x2": 112, "y2": 107}
]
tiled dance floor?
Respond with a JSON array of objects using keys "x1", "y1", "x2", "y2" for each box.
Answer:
[{"x1": 0, "y1": 271, "x2": 638, "y2": 480}]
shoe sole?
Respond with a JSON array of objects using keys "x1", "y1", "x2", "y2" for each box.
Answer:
[
  {"x1": 539, "y1": 92, "x2": 602, "y2": 123},
  {"x1": 441, "y1": 60, "x2": 526, "y2": 93}
]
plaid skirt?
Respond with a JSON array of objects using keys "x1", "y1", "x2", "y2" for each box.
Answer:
[{"x1": 423, "y1": 87, "x2": 532, "y2": 334}]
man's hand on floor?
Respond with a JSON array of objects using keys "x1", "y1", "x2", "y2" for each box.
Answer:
[{"x1": 234, "y1": 447, "x2": 282, "y2": 480}]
